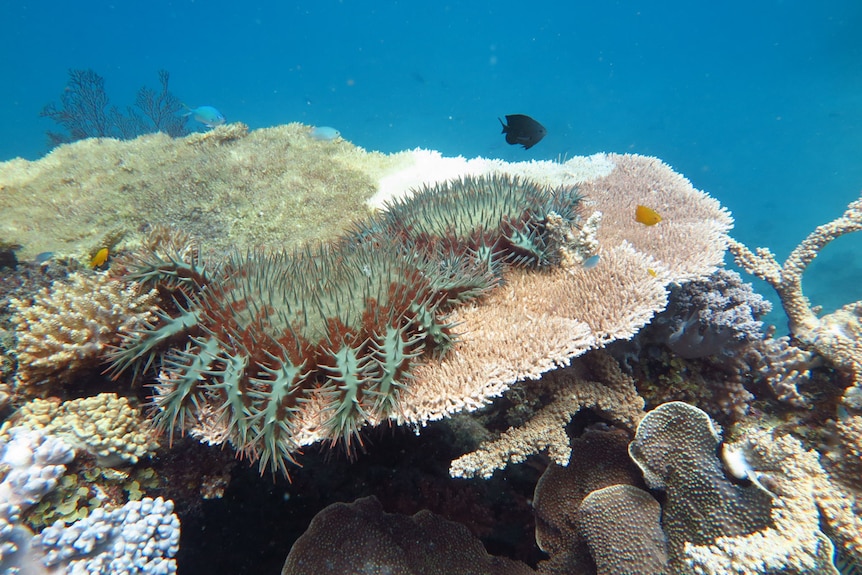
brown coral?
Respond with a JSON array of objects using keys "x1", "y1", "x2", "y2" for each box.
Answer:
[
  {"x1": 280, "y1": 495, "x2": 536, "y2": 575},
  {"x1": 630, "y1": 402, "x2": 838, "y2": 574},
  {"x1": 576, "y1": 484, "x2": 668, "y2": 575}
]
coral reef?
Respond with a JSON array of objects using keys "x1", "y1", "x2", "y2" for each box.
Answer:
[
  {"x1": 576, "y1": 484, "x2": 668, "y2": 575},
  {"x1": 449, "y1": 351, "x2": 644, "y2": 478},
  {"x1": 6, "y1": 129, "x2": 858, "y2": 574},
  {"x1": 34, "y1": 496, "x2": 180, "y2": 574},
  {"x1": 653, "y1": 268, "x2": 771, "y2": 359},
  {"x1": 0, "y1": 427, "x2": 179, "y2": 574},
  {"x1": 630, "y1": 402, "x2": 838, "y2": 575},
  {"x1": 3, "y1": 394, "x2": 157, "y2": 466},
  {"x1": 0, "y1": 123, "x2": 408, "y2": 262},
  {"x1": 8, "y1": 271, "x2": 156, "y2": 393},
  {"x1": 280, "y1": 495, "x2": 535, "y2": 575}
]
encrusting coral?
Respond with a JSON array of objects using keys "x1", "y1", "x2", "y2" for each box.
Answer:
[
  {"x1": 281, "y1": 495, "x2": 535, "y2": 575},
  {"x1": 629, "y1": 401, "x2": 839, "y2": 575}
]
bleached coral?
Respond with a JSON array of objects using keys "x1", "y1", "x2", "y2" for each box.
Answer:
[{"x1": 9, "y1": 272, "x2": 156, "y2": 392}]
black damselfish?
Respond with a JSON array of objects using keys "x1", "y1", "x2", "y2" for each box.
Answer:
[{"x1": 498, "y1": 114, "x2": 547, "y2": 150}]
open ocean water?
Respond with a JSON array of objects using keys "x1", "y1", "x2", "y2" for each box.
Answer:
[{"x1": 3, "y1": 1, "x2": 861, "y2": 328}]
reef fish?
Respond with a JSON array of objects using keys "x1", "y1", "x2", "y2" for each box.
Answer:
[
  {"x1": 635, "y1": 205, "x2": 662, "y2": 226},
  {"x1": 90, "y1": 247, "x2": 109, "y2": 268},
  {"x1": 498, "y1": 114, "x2": 546, "y2": 150},
  {"x1": 582, "y1": 254, "x2": 601, "y2": 269},
  {"x1": 183, "y1": 105, "x2": 225, "y2": 128},
  {"x1": 309, "y1": 126, "x2": 341, "y2": 141}
]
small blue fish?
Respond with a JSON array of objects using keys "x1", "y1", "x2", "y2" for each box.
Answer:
[
  {"x1": 309, "y1": 126, "x2": 341, "y2": 141},
  {"x1": 34, "y1": 251, "x2": 54, "y2": 263},
  {"x1": 582, "y1": 254, "x2": 601, "y2": 269},
  {"x1": 182, "y1": 104, "x2": 225, "y2": 128}
]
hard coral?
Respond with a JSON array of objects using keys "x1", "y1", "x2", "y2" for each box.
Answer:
[
  {"x1": 280, "y1": 495, "x2": 535, "y2": 575},
  {"x1": 9, "y1": 271, "x2": 156, "y2": 393},
  {"x1": 630, "y1": 402, "x2": 838, "y2": 575}
]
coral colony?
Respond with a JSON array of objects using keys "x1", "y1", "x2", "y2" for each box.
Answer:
[
  {"x1": 108, "y1": 175, "x2": 584, "y2": 476},
  {"x1": 2, "y1": 127, "x2": 862, "y2": 573}
]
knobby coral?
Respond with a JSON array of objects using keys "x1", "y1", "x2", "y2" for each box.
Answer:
[
  {"x1": 630, "y1": 402, "x2": 838, "y2": 575},
  {"x1": 9, "y1": 271, "x2": 156, "y2": 393}
]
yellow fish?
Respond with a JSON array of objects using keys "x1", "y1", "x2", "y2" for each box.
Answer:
[
  {"x1": 647, "y1": 268, "x2": 658, "y2": 278},
  {"x1": 635, "y1": 205, "x2": 662, "y2": 226},
  {"x1": 90, "y1": 247, "x2": 109, "y2": 268}
]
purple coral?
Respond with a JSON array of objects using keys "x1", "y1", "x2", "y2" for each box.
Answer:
[{"x1": 656, "y1": 268, "x2": 772, "y2": 359}]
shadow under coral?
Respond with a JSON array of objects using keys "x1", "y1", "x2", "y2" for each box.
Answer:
[{"x1": 170, "y1": 419, "x2": 545, "y2": 575}]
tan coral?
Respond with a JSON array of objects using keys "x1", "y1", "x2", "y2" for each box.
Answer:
[
  {"x1": 396, "y1": 153, "x2": 730, "y2": 432},
  {"x1": 576, "y1": 484, "x2": 668, "y2": 575},
  {"x1": 449, "y1": 351, "x2": 644, "y2": 479},
  {"x1": 3, "y1": 393, "x2": 157, "y2": 466},
  {"x1": 748, "y1": 335, "x2": 820, "y2": 406},
  {"x1": 818, "y1": 413, "x2": 862, "y2": 565},
  {"x1": 630, "y1": 402, "x2": 838, "y2": 575},
  {"x1": 9, "y1": 272, "x2": 156, "y2": 392},
  {"x1": 684, "y1": 429, "x2": 838, "y2": 575},
  {"x1": 728, "y1": 194, "x2": 862, "y2": 387}
]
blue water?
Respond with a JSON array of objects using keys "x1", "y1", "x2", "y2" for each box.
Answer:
[{"x1": 2, "y1": 1, "x2": 861, "y2": 324}]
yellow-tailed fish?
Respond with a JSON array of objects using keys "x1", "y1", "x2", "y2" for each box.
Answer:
[
  {"x1": 635, "y1": 205, "x2": 662, "y2": 226},
  {"x1": 90, "y1": 247, "x2": 109, "y2": 268}
]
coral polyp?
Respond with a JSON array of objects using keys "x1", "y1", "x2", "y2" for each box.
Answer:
[{"x1": 107, "y1": 174, "x2": 585, "y2": 476}]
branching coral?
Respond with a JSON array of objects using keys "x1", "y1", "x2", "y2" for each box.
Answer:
[
  {"x1": 728, "y1": 193, "x2": 862, "y2": 388},
  {"x1": 3, "y1": 394, "x2": 157, "y2": 466},
  {"x1": 9, "y1": 271, "x2": 156, "y2": 393},
  {"x1": 449, "y1": 351, "x2": 644, "y2": 479}
]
